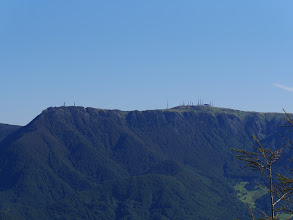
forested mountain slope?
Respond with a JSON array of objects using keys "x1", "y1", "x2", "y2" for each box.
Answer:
[{"x1": 0, "y1": 106, "x2": 289, "y2": 219}]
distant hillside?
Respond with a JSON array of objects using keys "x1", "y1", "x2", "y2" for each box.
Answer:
[
  {"x1": 0, "y1": 123, "x2": 21, "y2": 142},
  {"x1": 0, "y1": 106, "x2": 290, "y2": 219}
]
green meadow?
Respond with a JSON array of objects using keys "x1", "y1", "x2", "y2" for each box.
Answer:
[{"x1": 234, "y1": 182, "x2": 268, "y2": 208}]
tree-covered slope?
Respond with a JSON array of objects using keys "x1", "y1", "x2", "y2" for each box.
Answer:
[{"x1": 0, "y1": 106, "x2": 289, "y2": 219}]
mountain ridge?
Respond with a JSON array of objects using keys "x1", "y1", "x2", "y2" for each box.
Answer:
[{"x1": 0, "y1": 123, "x2": 22, "y2": 142}]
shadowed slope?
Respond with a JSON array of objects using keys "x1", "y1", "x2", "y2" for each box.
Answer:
[{"x1": 0, "y1": 123, "x2": 21, "y2": 142}]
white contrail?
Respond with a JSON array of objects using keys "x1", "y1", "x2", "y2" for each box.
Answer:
[{"x1": 273, "y1": 83, "x2": 293, "y2": 92}]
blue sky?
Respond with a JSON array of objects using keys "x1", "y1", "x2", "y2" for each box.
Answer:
[{"x1": 1, "y1": 0, "x2": 293, "y2": 125}]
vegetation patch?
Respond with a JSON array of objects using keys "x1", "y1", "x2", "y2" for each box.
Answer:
[{"x1": 234, "y1": 182, "x2": 268, "y2": 208}]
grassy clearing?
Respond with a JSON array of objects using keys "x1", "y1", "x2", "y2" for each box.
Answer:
[
  {"x1": 278, "y1": 213, "x2": 293, "y2": 220},
  {"x1": 233, "y1": 182, "x2": 268, "y2": 208}
]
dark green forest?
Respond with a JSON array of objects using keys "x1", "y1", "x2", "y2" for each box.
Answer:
[{"x1": 0, "y1": 106, "x2": 290, "y2": 219}]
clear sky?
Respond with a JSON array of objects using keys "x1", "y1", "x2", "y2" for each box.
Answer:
[{"x1": 1, "y1": 0, "x2": 293, "y2": 125}]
